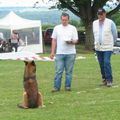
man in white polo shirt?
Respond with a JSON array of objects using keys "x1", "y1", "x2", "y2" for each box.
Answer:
[{"x1": 50, "y1": 13, "x2": 78, "y2": 92}]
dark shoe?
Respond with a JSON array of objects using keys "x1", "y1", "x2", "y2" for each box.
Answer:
[
  {"x1": 106, "y1": 81, "x2": 112, "y2": 87},
  {"x1": 99, "y1": 79, "x2": 107, "y2": 86},
  {"x1": 102, "y1": 79, "x2": 107, "y2": 85},
  {"x1": 65, "y1": 87, "x2": 71, "y2": 91},
  {"x1": 51, "y1": 88, "x2": 60, "y2": 93}
]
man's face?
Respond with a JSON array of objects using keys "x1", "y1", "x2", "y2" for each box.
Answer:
[
  {"x1": 97, "y1": 13, "x2": 106, "y2": 21},
  {"x1": 61, "y1": 16, "x2": 69, "y2": 26}
]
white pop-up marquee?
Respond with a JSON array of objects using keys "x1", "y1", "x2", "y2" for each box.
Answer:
[{"x1": 0, "y1": 11, "x2": 43, "y2": 53}]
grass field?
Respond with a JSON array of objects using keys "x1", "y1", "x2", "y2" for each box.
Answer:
[{"x1": 0, "y1": 53, "x2": 120, "y2": 120}]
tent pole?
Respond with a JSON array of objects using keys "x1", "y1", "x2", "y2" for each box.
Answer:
[
  {"x1": 10, "y1": 29, "x2": 13, "y2": 34},
  {"x1": 39, "y1": 23, "x2": 43, "y2": 53}
]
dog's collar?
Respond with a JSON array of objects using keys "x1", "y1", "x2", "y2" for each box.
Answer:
[{"x1": 24, "y1": 76, "x2": 36, "y2": 81}]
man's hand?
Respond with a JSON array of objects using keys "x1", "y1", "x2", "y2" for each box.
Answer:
[
  {"x1": 66, "y1": 41, "x2": 72, "y2": 44},
  {"x1": 66, "y1": 40, "x2": 78, "y2": 44},
  {"x1": 50, "y1": 53, "x2": 55, "y2": 59}
]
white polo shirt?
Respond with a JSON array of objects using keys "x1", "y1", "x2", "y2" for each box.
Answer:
[{"x1": 51, "y1": 24, "x2": 78, "y2": 54}]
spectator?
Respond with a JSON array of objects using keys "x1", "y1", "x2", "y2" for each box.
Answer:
[
  {"x1": 93, "y1": 8, "x2": 118, "y2": 87},
  {"x1": 10, "y1": 30, "x2": 19, "y2": 52},
  {"x1": 50, "y1": 13, "x2": 78, "y2": 92}
]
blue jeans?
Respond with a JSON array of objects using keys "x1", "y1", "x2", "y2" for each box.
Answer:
[
  {"x1": 96, "y1": 51, "x2": 113, "y2": 82},
  {"x1": 54, "y1": 54, "x2": 76, "y2": 90}
]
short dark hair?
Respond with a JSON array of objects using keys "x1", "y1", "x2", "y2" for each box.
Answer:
[{"x1": 61, "y1": 13, "x2": 70, "y2": 19}]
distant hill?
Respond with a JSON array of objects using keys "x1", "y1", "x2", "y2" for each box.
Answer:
[{"x1": 0, "y1": 7, "x2": 79, "y2": 24}]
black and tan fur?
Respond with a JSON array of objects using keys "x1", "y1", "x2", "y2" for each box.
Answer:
[{"x1": 18, "y1": 61, "x2": 43, "y2": 109}]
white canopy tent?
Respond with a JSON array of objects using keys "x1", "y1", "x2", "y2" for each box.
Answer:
[{"x1": 0, "y1": 11, "x2": 43, "y2": 53}]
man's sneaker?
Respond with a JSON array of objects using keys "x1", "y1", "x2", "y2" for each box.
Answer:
[
  {"x1": 106, "y1": 81, "x2": 112, "y2": 87},
  {"x1": 65, "y1": 87, "x2": 71, "y2": 91},
  {"x1": 51, "y1": 88, "x2": 60, "y2": 93}
]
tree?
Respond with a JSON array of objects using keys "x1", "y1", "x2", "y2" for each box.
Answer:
[
  {"x1": 58, "y1": 0, "x2": 120, "y2": 50},
  {"x1": 111, "y1": 12, "x2": 120, "y2": 26}
]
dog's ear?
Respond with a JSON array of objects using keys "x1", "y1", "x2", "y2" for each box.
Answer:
[
  {"x1": 24, "y1": 61, "x2": 28, "y2": 65},
  {"x1": 31, "y1": 61, "x2": 35, "y2": 66}
]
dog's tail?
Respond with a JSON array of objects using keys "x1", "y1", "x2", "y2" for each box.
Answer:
[
  {"x1": 24, "y1": 79, "x2": 39, "y2": 108},
  {"x1": 27, "y1": 93, "x2": 39, "y2": 108}
]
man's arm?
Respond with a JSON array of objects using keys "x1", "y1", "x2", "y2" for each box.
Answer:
[
  {"x1": 72, "y1": 27, "x2": 78, "y2": 44},
  {"x1": 50, "y1": 38, "x2": 57, "y2": 59},
  {"x1": 111, "y1": 21, "x2": 118, "y2": 42},
  {"x1": 66, "y1": 27, "x2": 78, "y2": 44}
]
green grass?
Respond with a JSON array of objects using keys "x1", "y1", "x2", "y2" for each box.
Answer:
[{"x1": 0, "y1": 54, "x2": 120, "y2": 120}]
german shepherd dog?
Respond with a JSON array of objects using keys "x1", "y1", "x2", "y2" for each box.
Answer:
[{"x1": 18, "y1": 61, "x2": 43, "y2": 109}]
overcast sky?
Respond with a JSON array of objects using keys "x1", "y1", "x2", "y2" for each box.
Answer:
[
  {"x1": 0, "y1": 0, "x2": 56, "y2": 7},
  {"x1": 0, "y1": 0, "x2": 118, "y2": 7}
]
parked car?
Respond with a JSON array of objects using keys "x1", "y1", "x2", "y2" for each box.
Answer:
[
  {"x1": 43, "y1": 28, "x2": 53, "y2": 44},
  {"x1": 113, "y1": 38, "x2": 120, "y2": 54},
  {"x1": 43, "y1": 29, "x2": 86, "y2": 44}
]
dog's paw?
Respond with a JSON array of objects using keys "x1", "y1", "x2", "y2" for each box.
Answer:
[
  {"x1": 17, "y1": 104, "x2": 28, "y2": 109},
  {"x1": 42, "y1": 105, "x2": 46, "y2": 108},
  {"x1": 38, "y1": 104, "x2": 46, "y2": 108}
]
